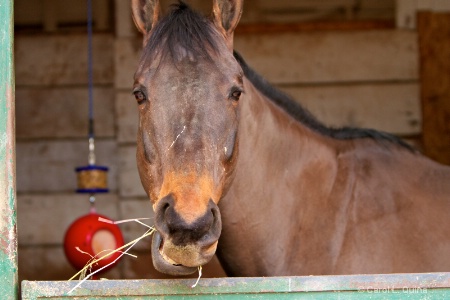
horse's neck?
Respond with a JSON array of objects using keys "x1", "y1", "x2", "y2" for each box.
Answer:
[
  {"x1": 218, "y1": 78, "x2": 341, "y2": 276},
  {"x1": 217, "y1": 79, "x2": 450, "y2": 276}
]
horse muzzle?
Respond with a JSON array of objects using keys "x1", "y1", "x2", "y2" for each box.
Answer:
[
  {"x1": 151, "y1": 231, "x2": 218, "y2": 275},
  {"x1": 151, "y1": 195, "x2": 222, "y2": 275}
]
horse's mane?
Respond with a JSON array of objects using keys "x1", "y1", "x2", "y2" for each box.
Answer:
[{"x1": 145, "y1": 2, "x2": 415, "y2": 152}]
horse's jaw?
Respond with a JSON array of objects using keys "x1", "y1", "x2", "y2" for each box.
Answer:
[{"x1": 151, "y1": 231, "x2": 202, "y2": 275}]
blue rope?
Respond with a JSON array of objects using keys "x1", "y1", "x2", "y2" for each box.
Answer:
[{"x1": 87, "y1": 0, "x2": 94, "y2": 138}]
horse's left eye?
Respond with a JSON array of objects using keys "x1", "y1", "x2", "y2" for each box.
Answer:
[
  {"x1": 230, "y1": 90, "x2": 242, "y2": 101},
  {"x1": 134, "y1": 91, "x2": 147, "y2": 104}
]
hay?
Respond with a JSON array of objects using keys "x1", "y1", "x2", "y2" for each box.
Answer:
[
  {"x1": 68, "y1": 217, "x2": 203, "y2": 294},
  {"x1": 191, "y1": 265, "x2": 202, "y2": 288},
  {"x1": 68, "y1": 218, "x2": 156, "y2": 294}
]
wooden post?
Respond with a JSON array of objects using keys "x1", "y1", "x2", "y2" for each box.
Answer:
[
  {"x1": 418, "y1": 11, "x2": 450, "y2": 165},
  {"x1": 0, "y1": 0, "x2": 18, "y2": 299}
]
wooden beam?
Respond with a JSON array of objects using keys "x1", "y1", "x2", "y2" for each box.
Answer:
[
  {"x1": 418, "y1": 11, "x2": 450, "y2": 165},
  {"x1": 236, "y1": 20, "x2": 394, "y2": 35}
]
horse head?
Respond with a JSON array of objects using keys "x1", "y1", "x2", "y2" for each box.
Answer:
[{"x1": 131, "y1": 0, "x2": 244, "y2": 275}]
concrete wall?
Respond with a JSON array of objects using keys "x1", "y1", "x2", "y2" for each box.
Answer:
[{"x1": 16, "y1": 1, "x2": 421, "y2": 282}]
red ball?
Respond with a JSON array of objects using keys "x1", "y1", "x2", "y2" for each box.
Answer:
[{"x1": 64, "y1": 212, "x2": 125, "y2": 273}]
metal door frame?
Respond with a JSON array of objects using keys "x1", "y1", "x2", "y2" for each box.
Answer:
[{"x1": 0, "y1": 0, "x2": 17, "y2": 299}]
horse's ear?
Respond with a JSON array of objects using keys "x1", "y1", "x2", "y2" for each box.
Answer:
[
  {"x1": 131, "y1": 0, "x2": 161, "y2": 36},
  {"x1": 212, "y1": 0, "x2": 243, "y2": 50}
]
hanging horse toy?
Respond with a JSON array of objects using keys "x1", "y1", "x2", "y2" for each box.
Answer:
[
  {"x1": 64, "y1": 0, "x2": 124, "y2": 278},
  {"x1": 130, "y1": 0, "x2": 450, "y2": 277}
]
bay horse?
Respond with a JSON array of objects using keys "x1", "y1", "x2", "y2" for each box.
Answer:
[{"x1": 130, "y1": 0, "x2": 450, "y2": 277}]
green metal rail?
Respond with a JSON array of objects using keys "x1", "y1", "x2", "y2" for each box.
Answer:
[
  {"x1": 22, "y1": 272, "x2": 450, "y2": 299},
  {"x1": 0, "y1": 0, "x2": 17, "y2": 299}
]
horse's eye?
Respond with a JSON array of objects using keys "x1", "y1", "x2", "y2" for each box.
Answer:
[
  {"x1": 134, "y1": 90, "x2": 147, "y2": 104},
  {"x1": 230, "y1": 90, "x2": 242, "y2": 101}
]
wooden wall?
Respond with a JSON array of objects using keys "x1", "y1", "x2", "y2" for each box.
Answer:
[{"x1": 15, "y1": 34, "x2": 122, "y2": 281}]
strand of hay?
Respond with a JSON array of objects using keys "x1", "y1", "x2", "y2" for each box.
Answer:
[
  {"x1": 191, "y1": 265, "x2": 202, "y2": 288},
  {"x1": 75, "y1": 247, "x2": 137, "y2": 280}
]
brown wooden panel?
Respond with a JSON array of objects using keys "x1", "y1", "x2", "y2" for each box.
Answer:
[
  {"x1": 16, "y1": 140, "x2": 118, "y2": 193},
  {"x1": 236, "y1": 20, "x2": 394, "y2": 35},
  {"x1": 16, "y1": 87, "x2": 115, "y2": 139},
  {"x1": 234, "y1": 30, "x2": 418, "y2": 85},
  {"x1": 418, "y1": 12, "x2": 450, "y2": 165},
  {"x1": 15, "y1": 34, "x2": 114, "y2": 86},
  {"x1": 17, "y1": 194, "x2": 119, "y2": 246}
]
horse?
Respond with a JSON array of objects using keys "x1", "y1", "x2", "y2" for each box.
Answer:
[{"x1": 130, "y1": 0, "x2": 450, "y2": 277}]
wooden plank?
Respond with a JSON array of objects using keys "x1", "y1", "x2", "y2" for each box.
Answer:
[
  {"x1": 15, "y1": 34, "x2": 114, "y2": 86},
  {"x1": 21, "y1": 272, "x2": 450, "y2": 299},
  {"x1": 242, "y1": 0, "x2": 394, "y2": 23},
  {"x1": 283, "y1": 83, "x2": 421, "y2": 135},
  {"x1": 114, "y1": 0, "x2": 135, "y2": 37},
  {"x1": 417, "y1": 1, "x2": 450, "y2": 12},
  {"x1": 234, "y1": 30, "x2": 418, "y2": 84},
  {"x1": 43, "y1": 0, "x2": 58, "y2": 32},
  {"x1": 93, "y1": 0, "x2": 110, "y2": 31},
  {"x1": 396, "y1": 0, "x2": 417, "y2": 29},
  {"x1": 16, "y1": 87, "x2": 115, "y2": 139},
  {"x1": 16, "y1": 140, "x2": 118, "y2": 193},
  {"x1": 418, "y1": 12, "x2": 450, "y2": 165},
  {"x1": 114, "y1": 38, "x2": 141, "y2": 89},
  {"x1": 116, "y1": 91, "x2": 138, "y2": 143},
  {"x1": 431, "y1": 1, "x2": 450, "y2": 12},
  {"x1": 118, "y1": 145, "x2": 146, "y2": 197},
  {"x1": 17, "y1": 194, "x2": 119, "y2": 246},
  {"x1": 0, "y1": 0, "x2": 18, "y2": 299},
  {"x1": 236, "y1": 20, "x2": 395, "y2": 35}
]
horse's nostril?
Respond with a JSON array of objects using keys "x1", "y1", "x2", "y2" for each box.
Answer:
[
  {"x1": 155, "y1": 194, "x2": 176, "y2": 235},
  {"x1": 162, "y1": 202, "x2": 170, "y2": 213}
]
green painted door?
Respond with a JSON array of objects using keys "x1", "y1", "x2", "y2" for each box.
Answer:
[{"x1": 0, "y1": 0, "x2": 17, "y2": 299}]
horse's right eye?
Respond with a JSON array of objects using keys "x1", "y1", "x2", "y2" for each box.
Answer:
[{"x1": 134, "y1": 90, "x2": 147, "y2": 104}]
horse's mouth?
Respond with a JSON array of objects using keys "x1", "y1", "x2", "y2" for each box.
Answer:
[
  {"x1": 159, "y1": 247, "x2": 181, "y2": 266},
  {"x1": 151, "y1": 231, "x2": 198, "y2": 275}
]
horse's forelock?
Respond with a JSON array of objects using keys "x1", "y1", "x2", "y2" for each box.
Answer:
[{"x1": 141, "y1": 2, "x2": 221, "y2": 65}]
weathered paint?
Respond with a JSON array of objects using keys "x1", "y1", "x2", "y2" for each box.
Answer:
[
  {"x1": 22, "y1": 272, "x2": 450, "y2": 299},
  {"x1": 0, "y1": 0, "x2": 18, "y2": 299}
]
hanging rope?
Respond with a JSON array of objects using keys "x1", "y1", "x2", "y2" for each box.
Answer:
[
  {"x1": 75, "y1": 0, "x2": 109, "y2": 196},
  {"x1": 87, "y1": 0, "x2": 96, "y2": 166}
]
